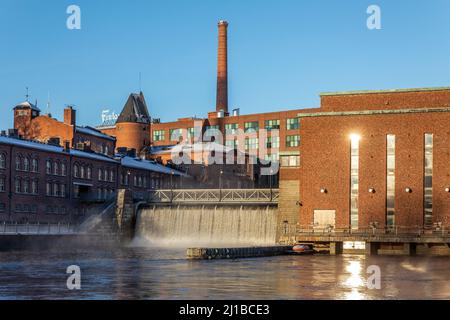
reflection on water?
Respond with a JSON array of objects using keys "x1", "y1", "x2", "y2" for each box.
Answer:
[{"x1": 1, "y1": 246, "x2": 450, "y2": 300}]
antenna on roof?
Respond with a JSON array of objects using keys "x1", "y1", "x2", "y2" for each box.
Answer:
[
  {"x1": 46, "y1": 91, "x2": 51, "y2": 115},
  {"x1": 25, "y1": 87, "x2": 29, "y2": 102},
  {"x1": 139, "y1": 72, "x2": 142, "y2": 93}
]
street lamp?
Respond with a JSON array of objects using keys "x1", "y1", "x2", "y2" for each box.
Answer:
[
  {"x1": 219, "y1": 169, "x2": 224, "y2": 201},
  {"x1": 170, "y1": 170, "x2": 174, "y2": 202}
]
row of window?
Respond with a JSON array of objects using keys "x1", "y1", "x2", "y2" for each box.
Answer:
[
  {"x1": 120, "y1": 172, "x2": 162, "y2": 189},
  {"x1": 46, "y1": 182, "x2": 67, "y2": 198},
  {"x1": 15, "y1": 204, "x2": 39, "y2": 213},
  {"x1": 46, "y1": 159, "x2": 67, "y2": 176},
  {"x1": 98, "y1": 168, "x2": 115, "y2": 182},
  {"x1": 73, "y1": 165, "x2": 115, "y2": 183},
  {"x1": 153, "y1": 118, "x2": 300, "y2": 142},
  {"x1": 97, "y1": 188, "x2": 115, "y2": 200},
  {"x1": 14, "y1": 178, "x2": 39, "y2": 195},
  {"x1": 15, "y1": 155, "x2": 39, "y2": 172},
  {"x1": 45, "y1": 206, "x2": 67, "y2": 215},
  {"x1": 226, "y1": 135, "x2": 301, "y2": 150}
]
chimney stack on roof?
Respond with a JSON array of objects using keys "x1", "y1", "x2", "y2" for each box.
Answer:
[
  {"x1": 64, "y1": 106, "x2": 76, "y2": 126},
  {"x1": 216, "y1": 20, "x2": 229, "y2": 114}
]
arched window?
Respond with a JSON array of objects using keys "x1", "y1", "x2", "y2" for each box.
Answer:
[
  {"x1": 110, "y1": 170, "x2": 114, "y2": 182},
  {"x1": 61, "y1": 162, "x2": 67, "y2": 176},
  {"x1": 103, "y1": 169, "x2": 108, "y2": 181},
  {"x1": 105, "y1": 146, "x2": 109, "y2": 155},
  {"x1": 74, "y1": 164, "x2": 79, "y2": 178},
  {"x1": 46, "y1": 182, "x2": 51, "y2": 196},
  {"x1": 31, "y1": 180, "x2": 38, "y2": 194},
  {"x1": 0, "y1": 154, "x2": 5, "y2": 169},
  {"x1": 31, "y1": 158, "x2": 38, "y2": 172},
  {"x1": 60, "y1": 184, "x2": 66, "y2": 198},
  {"x1": 53, "y1": 183, "x2": 59, "y2": 197},
  {"x1": 46, "y1": 160, "x2": 52, "y2": 174},
  {"x1": 98, "y1": 168, "x2": 103, "y2": 181},
  {"x1": 15, "y1": 178, "x2": 21, "y2": 193},
  {"x1": 23, "y1": 157, "x2": 30, "y2": 171},
  {"x1": 23, "y1": 179, "x2": 30, "y2": 194},
  {"x1": 16, "y1": 155, "x2": 22, "y2": 170},
  {"x1": 87, "y1": 167, "x2": 92, "y2": 180},
  {"x1": 53, "y1": 161, "x2": 59, "y2": 176},
  {"x1": 80, "y1": 166, "x2": 85, "y2": 179}
]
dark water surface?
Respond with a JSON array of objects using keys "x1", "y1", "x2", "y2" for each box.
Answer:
[{"x1": 1, "y1": 246, "x2": 450, "y2": 300}]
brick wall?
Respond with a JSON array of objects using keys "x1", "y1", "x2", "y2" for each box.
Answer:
[{"x1": 299, "y1": 111, "x2": 450, "y2": 229}]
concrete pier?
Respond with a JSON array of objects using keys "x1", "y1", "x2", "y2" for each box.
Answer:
[{"x1": 187, "y1": 246, "x2": 292, "y2": 260}]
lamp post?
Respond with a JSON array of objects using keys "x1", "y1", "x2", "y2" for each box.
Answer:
[
  {"x1": 219, "y1": 169, "x2": 224, "y2": 202},
  {"x1": 170, "y1": 170, "x2": 174, "y2": 203}
]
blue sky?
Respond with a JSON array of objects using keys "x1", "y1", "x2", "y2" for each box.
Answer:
[{"x1": 1, "y1": 0, "x2": 450, "y2": 129}]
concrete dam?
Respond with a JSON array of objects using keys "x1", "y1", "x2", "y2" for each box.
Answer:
[
  {"x1": 136, "y1": 204, "x2": 278, "y2": 246},
  {"x1": 134, "y1": 189, "x2": 280, "y2": 247}
]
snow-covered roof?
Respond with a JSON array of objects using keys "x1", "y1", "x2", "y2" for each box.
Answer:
[
  {"x1": 0, "y1": 136, "x2": 116, "y2": 163},
  {"x1": 14, "y1": 101, "x2": 41, "y2": 112},
  {"x1": 151, "y1": 142, "x2": 235, "y2": 155},
  {"x1": 76, "y1": 126, "x2": 116, "y2": 141},
  {"x1": 0, "y1": 136, "x2": 184, "y2": 175},
  {"x1": 120, "y1": 156, "x2": 187, "y2": 176},
  {"x1": 0, "y1": 136, "x2": 64, "y2": 153},
  {"x1": 70, "y1": 149, "x2": 117, "y2": 163}
]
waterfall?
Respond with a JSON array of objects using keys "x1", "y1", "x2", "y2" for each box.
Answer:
[{"x1": 135, "y1": 205, "x2": 278, "y2": 247}]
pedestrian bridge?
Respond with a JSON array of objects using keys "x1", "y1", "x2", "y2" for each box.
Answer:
[{"x1": 143, "y1": 188, "x2": 279, "y2": 205}]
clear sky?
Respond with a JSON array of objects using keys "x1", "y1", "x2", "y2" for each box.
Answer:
[{"x1": 1, "y1": 0, "x2": 450, "y2": 129}]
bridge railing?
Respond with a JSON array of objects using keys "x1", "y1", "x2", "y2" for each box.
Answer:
[
  {"x1": 0, "y1": 221, "x2": 76, "y2": 235},
  {"x1": 146, "y1": 189, "x2": 279, "y2": 204},
  {"x1": 294, "y1": 225, "x2": 450, "y2": 238}
]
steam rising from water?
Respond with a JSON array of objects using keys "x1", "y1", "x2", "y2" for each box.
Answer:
[{"x1": 135, "y1": 205, "x2": 277, "y2": 248}]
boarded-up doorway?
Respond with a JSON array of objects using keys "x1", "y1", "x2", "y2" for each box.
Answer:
[{"x1": 314, "y1": 210, "x2": 336, "y2": 230}]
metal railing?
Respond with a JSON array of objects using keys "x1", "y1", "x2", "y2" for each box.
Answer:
[
  {"x1": 146, "y1": 188, "x2": 279, "y2": 204},
  {"x1": 0, "y1": 221, "x2": 76, "y2": 235},
  {"x1": 295, "y1": 225, "x2": 450, "y2": 239}
]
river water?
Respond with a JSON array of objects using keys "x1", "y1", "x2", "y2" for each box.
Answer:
[{"x1": 1, "y1": 242, "x2": 450, "y2": 300}]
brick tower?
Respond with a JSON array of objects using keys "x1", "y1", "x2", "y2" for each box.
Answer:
[{"x1": 115, "y1": 92, "x2": 151, "y2": 154}]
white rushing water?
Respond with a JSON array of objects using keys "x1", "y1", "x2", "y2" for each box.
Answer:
[{"x1": 135, "y1": 205, "x2": 278, "y2": 247}]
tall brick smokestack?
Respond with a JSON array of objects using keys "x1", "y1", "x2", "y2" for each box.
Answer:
[{"x1": 216, "y1": 20, "x2": 228, "y2": 113}]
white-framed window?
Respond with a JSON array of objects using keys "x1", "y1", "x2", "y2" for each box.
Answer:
[
  {"x1": 286, "y1": 118, "x2": 299, "y2": 130},
  {"x1": 153, "y1": 130, "x2": 165, "y2": 142},
  {"x1": 244, "y1": 121, "x2": 259, "y2": 133},
  {"x1": 286, "y1": 135, "x2": 300, "y2": 147},
  {"x1": 265, "y1": 119, "x2": 280, "y2": 130}
]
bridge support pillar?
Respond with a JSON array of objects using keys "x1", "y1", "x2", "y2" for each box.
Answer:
[
  {"x1": 115, "y1": 189, "x2": 136, "y2": 242},
  {"x1": 403, "y1": 243, "x2": 417, "y2": 256},
  {"x1": 330, "y1": 242, "x2": 343, "y2": 255},
  {"x1": 366, "y1": 242, "x2": 380, "y2": 256}
]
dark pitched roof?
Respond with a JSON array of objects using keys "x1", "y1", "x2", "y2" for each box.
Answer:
[
  {"x1": 14, "y1": 101, "x2": 41, "y2": 112},
  {"x1": 116, "y1": 92, "x2": 150, "y2": 124}
]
